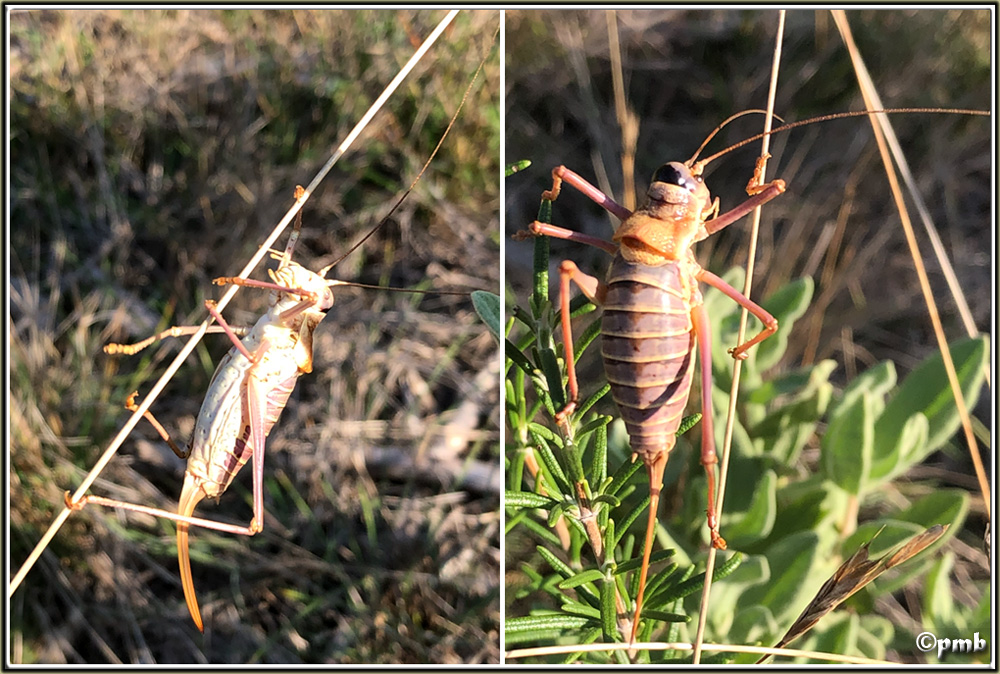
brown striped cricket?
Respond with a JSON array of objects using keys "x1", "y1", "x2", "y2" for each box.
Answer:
[
  {"x1": 504, "y1": 9, "x2": 988, "y2": 665},
  {"x1": 516, "y1": 105, "x2": 987, "y2": 647}
]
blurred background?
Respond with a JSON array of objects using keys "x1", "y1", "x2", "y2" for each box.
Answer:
[
  {"x1": 10, "y1": 9, "x2": 500, "y2": 664},
  {"x1": 505, "y1": 8, "x2": 990, "y2": 661}
]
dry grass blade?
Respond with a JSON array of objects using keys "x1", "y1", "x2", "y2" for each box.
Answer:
[
  {"x1": 606, "y1": 10, "x2": 639, "y2": 213},
  {"x1": 508, "y1": 639, "x2": 894, "y2": 665},
  {"x1": 832, "y1": 10, "x2": 990, "y2": 521},
  {"x1": 757, "y1": 525, "x2": 948, "y2": 663},
  {"x1": 692, "y1": 8, "x2": 786, "y2": 666},
  {"x1": 823, "y1": 16, "x2": 988, "y2": 390}
]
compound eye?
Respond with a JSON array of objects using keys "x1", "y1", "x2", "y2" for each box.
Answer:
[{"x1": 651, "y1": 162, "x2": 700, "y2": 193}]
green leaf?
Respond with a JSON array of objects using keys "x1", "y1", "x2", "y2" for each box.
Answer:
[
  {"x1": 536, "y1": 343, "x2": 567, "y2": 413},
  {"x1": 611, "y1": 494, "x2": 650, "y2": 553},
  {"x1": 505, "y1": 613, "x2": 592, "y2": 633},
  {"x1": 505, "y1": 491, "x2": 559, "y2": 510},
  {"x1": 641, "y1": 563, "x2": 680, "y2": 609},
  {"x1": 560, "y1": 600, "x2": 600, "y2": 618},
  {"x1": 894, "y1": 490, "x2": 968, "y2": 534},
  {"x1": 504, "y1": 337, "x2": 534, "y2": 374},
  {"x1": 528, "y1": 427, "x2": 571, "y2": 496},
  {"x1": 865, "y1": 412, "x2": 928, "y2": 489},
  {"x1": 751, "y1": 360, "x2": 836, "y2": 437},
  {"x1": 508, "y1": 447, "x2": 526, "y2": 493},
  {"x1": 559, "y1": 568, "x2": 604, "y2": 589},
  {"x1": 576, "y1": 384, "x2": 611, "y2": 417},
  {"x1": 503, "y1": 628, "x2": 565, "y2": 647},
  {"x1": 649, "y1": 552, "x2": 742, "y2": 605},
  {"x1": 677, "y1": 413, "x2": 702, "y2": 436},
  {"x1": 831, "y1": 360, "x2": 896, "y2": 421},
  {"x1": 923, "y1": 551, "x2": 956, "y2": 627},
  {"x1": 740, "y1": 531, "x2": 821, "y2": 625},
  {"x1": 746, "y1": 364, "x2": 830, "y2": 405},
  {"x1": 855, "y1": 615, "x2": 891, "y2": 662},
  {"x1": 591, "y1": 493, "x2": 621, "y2": 510},
  {"x1": 719, "y1": 554, "x2": 771, "y2": 621},
  {"x1": 754, "y1": 276, "x2": 814, "y2": 371},
  {"x1": 536, "y1": 545, "x2": 574, "y2": 579},
  {"x1": 599, "y1": 577, "x2": 618, "y2": 642},
  {"x1": 871, "y1": 336, "x2": 987, "y2": 480},
  {"x1": 606, "y1": 454, "x2": 644, "y2": 498},
  {"x1": 809, "y1": 612, "x2": 858, "y2": 662},
  {"x1": 728, "y1": 606, "x2": 777, "y2": 662},
  {"x1": 822, "y1": 390, "x2": 874, "y2": 495},
  {"x1": 589, "y1": 419, "x2": 609, "y2": 488},
  {"x1": 763, "y1": 478, "x2": 847, "y2": 549},
  {"x1": 641, "y1": 609, "x2": 689, "y2": 624},
  {"x1": 747, "y1": 360, "x2": 834, "y2": 466},
  {"x1": 506, "y1": 159, "x2": 531, "y2": 177},
  {"x1": 471, "y1": 290, "x2": 502, "y2": 345},
  {"x1": 720, "y1": 469, "x2": 777, "y2": 547},
  {"x1": 614, "y1": 547, "x2": 675, "y2": 575}
]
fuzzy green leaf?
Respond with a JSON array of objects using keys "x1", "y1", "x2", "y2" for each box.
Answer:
[
  {"x1": 871, "y1": 336, "x2": 987, "y2": 481},
  {"x1": 720, "y1": 469, "x2": 776, "y2": 546},
  {"x1": 831, "y1": 360, "x2": 896, "y2": 421},
  {"x1": 599, "y1": 578, "x2": 618, "y2": 642},
  {"x1": 822, "y1": 390, "x2": 874, "y2": 495},
  {"x1": 505, "y1": 614, "x2": 591, "y2": 633},
  {"x1": 923, "y1": 551, "x2": 956, "y2": 626},
  {"x1": 505, "y1": 490, "x2": 559, "y2": 510},
  {"x1": 754, "y1": 277, "x2": 814, "y2": 371},
  {"x1": 471, "y1": 290, "x2": 502, "y2": 345},
  {"x1": 559, "y1": 568, "x2": 604, "y2": 589},
  {"x1": 740, "y1": 532, "x2": 820, "y2": 626}
]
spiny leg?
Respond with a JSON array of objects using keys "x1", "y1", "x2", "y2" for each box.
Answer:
[
  {"x1": 542, "y1": 165, "x2": 633, "y2": 222},
  {"x1": 629, "y1": 451, "x2": 669, "y2": 646},
  {"x1": 524, "y1": 221, "x2": 619, "y2": 254},
  {"x1": 105, "y1": 324, "x2": 249, "y2": 356},
  {"x1": 554, "y1": 260, "x2": 606, "y2": 424},
  {"x1": 203, "y1": 300, "x2": 255, "y2": 361},
  {"x1": 692, "y1": 303, "x2": 726, "y2": 549},
  {"x1": 65, "y1": 492, "x2": 262, "y2": 537},
  {"x1": 696, "y1": 269, "x2": 778, "y2": 360},
  {"x1": 122, "y1": 391, "x2": 189, "y2": 459},
  {"x1": 244, "y1": 365, "x2": 273, "y2": 535},
  {"x1": 703, "y1": 176, "x2": 785, "y2": 236}
]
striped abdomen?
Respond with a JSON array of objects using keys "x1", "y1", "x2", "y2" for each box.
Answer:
[{"x1": 601, "y1": 254, "x2": 700, "y2": 462}]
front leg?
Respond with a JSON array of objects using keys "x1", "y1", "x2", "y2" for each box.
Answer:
[
  {"x1": 696, "y1": 268, "x2": 778, "y2": 359},
  {"x1": 703, "y1": 174, "x2": 786, "y2": 236}
]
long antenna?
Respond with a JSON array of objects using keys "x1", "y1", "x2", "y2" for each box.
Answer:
[
  {"x1": 692, "y1": 107, "x2": 988, "y2": 172},
  {"x1": 322, "y1": 22, "x2": 499, "y2": 274}
]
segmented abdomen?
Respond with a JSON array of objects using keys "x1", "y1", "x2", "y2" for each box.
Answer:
[
  {"x1": 601, "y1": 254, "x2": 699, "y2": 462},
  {"x1": 188, "y1": 337, "x2": 300, "y2": 499}
]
